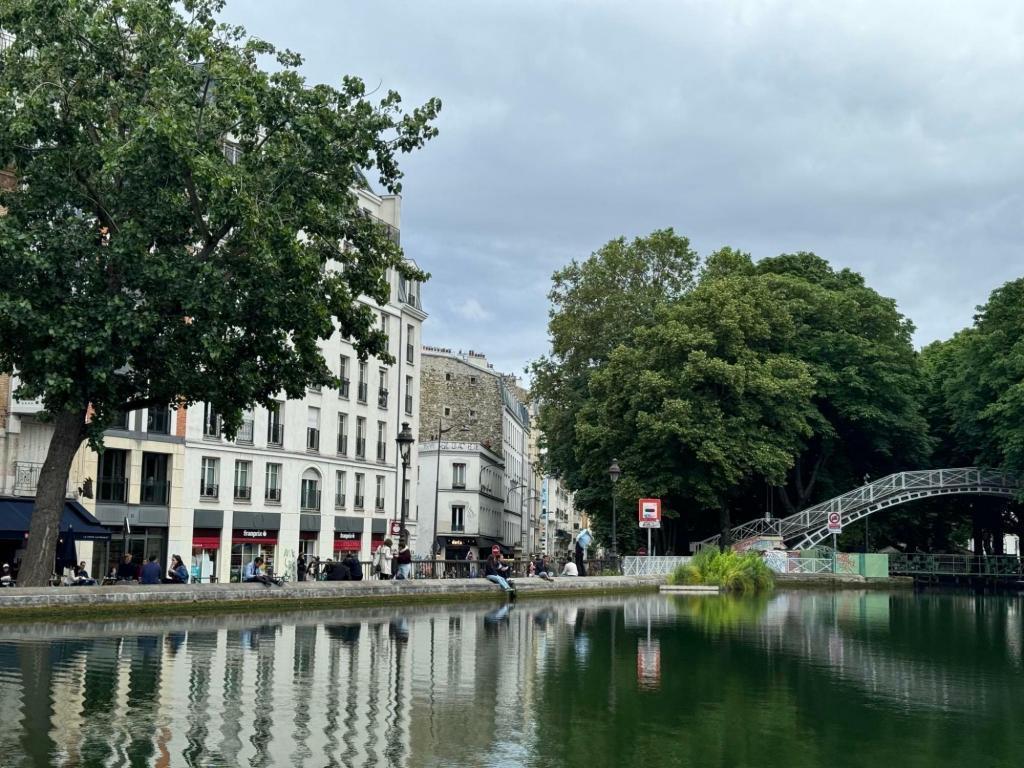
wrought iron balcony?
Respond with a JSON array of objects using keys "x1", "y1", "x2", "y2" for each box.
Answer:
[
  {"x1": 306, "y1": 427, "x2": 320, "y2": 451},
  {"x1": 265, "y1": 487, "x2": 282, "y2": 503},
  {"x1": 267, "y1": 423, "x2": 284, "y2": 447},
  {"x1": 235, "y1": 420, "x2": 254, "y2": 445},
  {"x1": 378, "y1": 390, "x2": 389, "y2": 408},
  {"x1": 98, "y1": 476, "x2": 130, "y2": 503},
  {"x1": 339, "y1": 378, "x2": 350, "y2": 398},
  {"x1": 234, "y1": 485, "x2": 252, "y2": 502},
  {"x1": 200, "y1": 481, "x2": 219, "y2": 499},
  {"x1": 140, "y1": 479, "x2": 170, "y2": 506},
  {"x1": 337, "y1": 435, "x2": 348, "y2": 455},
  {"x1": 335, "y1": 494, "x2": 346, "y2": 510},
  {"x1": 357, "y1": 382, "x2": 368, "y2": 403},
  {"x1": 300, "y1": 490, "x2": 321, "y2": 512}
]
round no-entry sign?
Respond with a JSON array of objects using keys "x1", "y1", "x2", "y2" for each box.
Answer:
[
  {"x1": 390, "y1": 520, "x2": 401, "y2": 535},
  {"x1": 827, "y1": 511, "x2": 842, "y2": 533}
]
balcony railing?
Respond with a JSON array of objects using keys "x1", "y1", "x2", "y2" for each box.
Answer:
[
  {"x1": 339, "y1": 379, "x2": 350, "y2": 398},
  {"x1": 13, "y1": 461, "x2": 42, "y2": 493},
  {"x1": 357, "y1": 382, "x2": 368, "y2": 403},
  {"x1": 203, "y1": 416, "x2": 221, "y2": 439},
  {"x1": 234, "y1": 485, "x2": 252, "y2": 501},
  {"x1": 335, "y1": 494, "x2": 346, "y2": 509},
  {"x1": 405, "y1": 394, "x2": 413, "y2": 415},
  {"x1": 306, "y1": 427, "x2": 320, "y2": 451},
  {"x1": 236, "y1": 420, "x2": 254, "y2": 444},
  {"x1": 267, "y1": 423, "x2": 284, "y2": 447},
  {"x1": 140, "y1": 480, "x2": 170, "y2": 506},
  {"x1": 265, "y1": 487, "x2": 282, "y2": 503},
  {"x1": 356, "y1": 438, "x2": 366, "y2": 458},
  {"x1": 354, "y1": 495, "x2": 365, "y2": 509},
  {"x1": 337, "y1": 435, "x2": 348, "y2": 455},
  {"x1": 376, "y1": 442, "x2": 386, "y2": 462},
  {"x1": 200, "y1": 481, "x2": 219, "y2": 499},
  {"x1": 378, "y1": 390, "x2": 389, "y2": 408},
  {"x1": 147, "y1": 409, "x2": 172, "y2": 434},
  {"x1": 375, "y1": 497, "x2": 385, "y2": 510},
  {"x1": 406, "y1": 343, "x2": 415, "y2": 364},
  {"x1": 300, "y1": 490, "x2": 321, "y2": 512},
  {"x1": 98, "y1": 476, "x2": 129, "y2": 503}
]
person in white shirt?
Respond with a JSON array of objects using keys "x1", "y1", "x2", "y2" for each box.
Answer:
[
  {"x1": 375, "y1": 538, "x2": 394, "y2": 580},
  {"x1": 561, "y1": 560, "x2": 579, "y2": 577}
]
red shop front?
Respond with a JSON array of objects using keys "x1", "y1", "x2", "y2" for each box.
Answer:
[
  {"x1": 191, "y1": 528, "x2": 221, "y2": 583},
  {"x1": 334, "y1": 530, "x2": 360, "y2": 553},
  {"x1": 230, "y1": 528, "x2": 279, "y2": 582}
]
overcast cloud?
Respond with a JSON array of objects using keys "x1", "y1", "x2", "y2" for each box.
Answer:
[{"x1": 224, "y1": 0, "x2": 1024, "y2": 377}]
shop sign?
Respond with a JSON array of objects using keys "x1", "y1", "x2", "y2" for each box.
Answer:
[
  {"x1": 446, "y1": 537, "x2": 477, "y2": 547},
  {"x1": 335, "y1": 531, "x2": 358, "y2": 540},
  {"x1": 241, "y1": 529, "x2": 268, "y2": 538}
]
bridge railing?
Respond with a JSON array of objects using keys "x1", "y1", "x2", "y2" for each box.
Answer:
[
  {"x1": 889, "y1": 553, "x2": 1022, "y2": 577},
  {"x1": 621, "y1": 556, "x2": 691, "y2": 576}
]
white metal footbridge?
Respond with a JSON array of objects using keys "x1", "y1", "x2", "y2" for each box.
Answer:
[{"x1": 699, "y1": 467, "x2": 1022, "y2": 551}]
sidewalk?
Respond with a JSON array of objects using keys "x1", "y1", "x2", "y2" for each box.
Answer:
[{"x1": 0, "y1": 575, "x2": 665, "y2": 619}]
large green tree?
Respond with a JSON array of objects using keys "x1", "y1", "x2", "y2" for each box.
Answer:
[{"x1": 0, "y1": 0, "x2": 440, "y2": 585}]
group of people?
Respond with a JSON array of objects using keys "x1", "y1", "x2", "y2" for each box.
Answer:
[
  {"x1": 370, "y1": 538, "x2": 413, "y2": 580},
  {"x1": 111, "y1": 553, "x2": 190, "y2": 585},
  {"x1": 296, "y1": 552, "x2": 363, "y2": 582}
]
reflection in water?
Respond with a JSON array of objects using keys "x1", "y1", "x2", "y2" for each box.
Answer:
[{"x1": 0, "y1": 592, "x2": 1023, "y2": 767}]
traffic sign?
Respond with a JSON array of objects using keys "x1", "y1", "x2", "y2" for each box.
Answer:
[
  {"x1": 638, "y1": 498, "x2": 661, "y2": 529},
  {"x1": 827, "y1": 511, "x2": 842, "y2": 534},
  {"x1": 390, "y1": 520, "x2": 401, "y2": 535}
]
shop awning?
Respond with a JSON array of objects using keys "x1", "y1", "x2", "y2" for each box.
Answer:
[{"x1": 0, "y1": 497, "x2": 112, "y2": 541}]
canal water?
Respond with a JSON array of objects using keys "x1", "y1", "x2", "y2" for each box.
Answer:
[{"x1": 0, "y1": 591, "x2": 1021, "y2": 767}]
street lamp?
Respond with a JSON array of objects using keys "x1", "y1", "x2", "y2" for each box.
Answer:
[
  {"x1": 608, "y1": 459, "x2": 621, "y2": 560},
  {"x1": 432, "y1": 416, "x2": 468, "y2": 557},
  {"x1": 396, "y1": 422, "x2": 414, "y2": 549}
]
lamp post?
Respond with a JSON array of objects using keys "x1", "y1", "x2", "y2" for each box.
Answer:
[
  {"x1": 608, "y1": 459, "x2": 621, "y2": 561},
  {"x1": 396, "y1": 422, "x2": 414, "y2": 551}
]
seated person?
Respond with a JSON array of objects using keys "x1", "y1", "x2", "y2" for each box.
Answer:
[
  {"x1": 73, "y1": 561, "x2": 97, "y2": 586},
  {"x1": 534, "y1": 555, "x2": 555, "y2": 582},
  {"x1": 561, "y1": 560, "x2": 579, "y2": 577},
  {"x1": 484, "y1": 547, "x2": 515, "y2": 593},
  {"x1": 140, "y1": 555, "x2": 162, "y2": 585},
  {"x1": 116, "y1": 554, "x2": 138, "y2": 582},
  {"x1": 325, "y1": 559, "x2": 350, "y2": 581},
  {"x1": 243, "y1": 557, "x2": 281, "y2": 586},
  {"x1": 0, "y1": 562, "x2": 14, "y2": 587},
  {"x1": 167, "y1": 554, "x2": 189, "y2": 584},
  {"x1": 343, "y1": 553, "x2": 363, "y2": 582}
]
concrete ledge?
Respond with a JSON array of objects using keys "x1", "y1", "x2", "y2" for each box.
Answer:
[
  {"x1": 774, "y1": 573, "x2": 913, "y2": 589},
  {"x1": 659, "y1": 584, "x2": 721, "y2": 594},
  {"x1": 0, "y1": 575, "x2": 664, "y2": 621}
]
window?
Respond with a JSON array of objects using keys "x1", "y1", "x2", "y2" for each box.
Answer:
[
  {"x1": 200, "y1": 457, "x2": 219, "y2": 498},
  {"x1": 445, "y1": 372, "x2": 452, "y2": 382},
  {"x1": 335, "y1": 470, "x2": 347, "y2": 509},
  {"x1": 267, "y1": 401, "x2": 283, "y2": 446},
  {"x1": 337, "y1": 413, "x2": 349, "y2": 455},
  {"x1": 443, "y1": 407, "x2": 451, "y2": 417},
  {"x1": 405, "y1": 376, "x2": 413, "y2": 415},
  {"x1": 110, "y1": 410, "x2": 131, "y2": 430},
  {"x1": 376, "y1": 421, "x2": 387, "y2": 462},
  {"x1": 96, "y1": 450, "x2": 128, "y2": 505},
  {"x1": 202, "y1": 403, "x2": 221, "y2": 438},
  {"x1": 375, "y1": 476, "x2": 386, "y2": 510},
  {"x1": 236, "y1": 410, "x2": 254, "y2": 444},
  {"x1": 380, "y1": 311, "x2": 389, "y2": 338},
  {"x1": 338, "y1": 355, "x2": 350, "y2": 398},
  {"x1": 147, "y1": 408, "x2": 171, "y2": 435},
  {"x1": 452, "y1": 462, "x2": 467, "y2": 489},
  {"x1": 300, "y1": 469, "x2": 321, "y2": 512},
  {"x1": 358, "y1": 362, "x2": 368, "y2": 403},
  {"x1": 378, "y1": 368, "x2": 389, "y2": 408},
  {"x1": 356, "y1": 417, "x2": 366, "y2": 458},
  {"x1": 403, "y1": 478, "x2": 410, "y2": 518},
  {"x1": 406, "y1": 324, "x2": 415, "y2": 364},
  {"x1": 265, "y1": 463, "x2": 282, "y2": 503},
  {"x1": 451, "y1": 505, "x2": 465, "y2": 532},
  {"x1": 234, "y1": 460, "x2": 252, "y2": 501},
  {"x1": 307, "y1": 406, "x2": 320, "y2": 451},
  {"x1": 140, "y1": 453, "x2": 169, "y2": 505},
  {"x1": 354, "y1": 473, "x2": 365, "y2": 508},
  {"x1": 470, "y1": 376, "x2": 477, "y2": 384}
]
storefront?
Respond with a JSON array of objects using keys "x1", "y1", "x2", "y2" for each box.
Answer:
[
  {"x1": 298, "y1": 514, "x2": 320, "y2": 560},
  {"x1": 190, "y1": 509, "x2": 224, "y2": 583},
  {"x1": 229, "y1": 512, "x2": 281, "y2": 582},
  {"x1": 334, "y1": 516, "x2": 364, "y2": 555},
  {"x1": 439, "y1": 536, "x2": 477, "y2": 561},
  {"x1": 0, "y1": 497, "x2": 111, "y2": 577},
  {"x1": 369, "y1": 518, "x2": 389, "y2": 555},
  {"x1": 89, "y1": 505, "x2": 167, "y2": 580}
]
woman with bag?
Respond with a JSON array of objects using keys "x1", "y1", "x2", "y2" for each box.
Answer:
[{"x1": 375, "y1": 538, "x2": 394, "y2": 580}]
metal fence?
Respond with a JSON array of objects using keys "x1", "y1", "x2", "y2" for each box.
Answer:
[
  {"x1": 621, "y1": 556, "x2": 691, "y2": 576},
  {"x1": 302, "y1": 557, "x2": 622, "y2": 581},
  {"x1": 889, "y1": 553, "x2": 1023, "y2": 577},
  {"x1": 767, "y1": 557, "x2": 834, "y2": 575}
]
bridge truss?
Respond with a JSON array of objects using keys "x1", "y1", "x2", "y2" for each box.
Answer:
[{"x1": 700, "y1": 467, "x2": 1022, "y2": 551}]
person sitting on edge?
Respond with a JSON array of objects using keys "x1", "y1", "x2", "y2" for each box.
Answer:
[
  {"x1": 535, "y1": 555, "x2": 555, "y2": 582},
  {"x1": 116, "y1": 553, "x2": 137, "y2": 582},
  {"x1": 343, "y1": 552, "x2": 363, "y2": 581},
  {"x1": 484, "y1": 546, "x2": 515, "y2": 593},
  {"x1": 140, "y1": 555, "x2": 162, "y2": 585},
  {"x1": 74, "y1": 561, "x2": 97, "y2": 586},
  {"x1": 243, "y1": 557, "x2": 279, "y2": 586},
  {"x1": 0, "y1": 563, "x2": 14, "y2": 587},
  {"x1": 167, "y1": 554, "x2": 189, "y2": 584},
  {"x1": 325, "y1": 558, "x2": 350, "y2": 581},
  {"x1": 561, "y1": 559, "x2": 579, "y2": 577}
]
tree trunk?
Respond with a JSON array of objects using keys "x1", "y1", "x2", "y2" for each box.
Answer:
[
  {"x1": 17, "y1": 408, "x2": 87, "y2": 587},
  {"x1": 719, "y1": 507, "x2": 732, "y2": 552}
]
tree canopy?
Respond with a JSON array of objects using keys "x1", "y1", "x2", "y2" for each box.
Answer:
[{"x1": 0, "y1": 0, "x2": 440, "y2": 584}]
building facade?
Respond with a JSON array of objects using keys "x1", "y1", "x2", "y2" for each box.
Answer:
[
  {"x1": 175, "y1": 188, "x2": 425, "y2": 582},
  {"x1": 416, "y1": 348, "x2": 531, "y2": 559}
]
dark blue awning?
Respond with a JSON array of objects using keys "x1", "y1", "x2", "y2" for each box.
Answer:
[{"x1": 0, "y1": 497, "x2": 112, "y2": 541}]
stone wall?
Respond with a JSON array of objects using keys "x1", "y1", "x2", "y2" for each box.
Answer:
[{"x1": 419, "y1": 353, "x2": 503, "y2": 454}]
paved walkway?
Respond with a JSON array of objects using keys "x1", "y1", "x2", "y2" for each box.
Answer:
[{"x1": 0, "y1": 575, "x2": 664, "y2": 615}]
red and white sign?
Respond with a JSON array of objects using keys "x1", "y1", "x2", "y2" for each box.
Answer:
[
  {"x1": 827, "y1": 511, "x2": 843, "y2": 534},
  {"x1": 638, "y1": 498, "x2": 662, "y2": 529},
  {"x1": 390, "y1": 520, "x2": 401, "y2": 535}
]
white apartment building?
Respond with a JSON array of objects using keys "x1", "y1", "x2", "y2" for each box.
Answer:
[
  {"x1": 416, "y1": 349, "x2": 532, "y2": 559},
  {"x1": 175, "y1": 187, "x2": 425, "y2": 582}
]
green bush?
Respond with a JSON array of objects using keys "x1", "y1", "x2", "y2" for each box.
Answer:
[{"x1": 667, "y1": 547, "x2": 774, "y2": 594}]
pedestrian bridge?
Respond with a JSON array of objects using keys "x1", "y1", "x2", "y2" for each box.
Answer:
[{"x1": 700, "y1": 467, "x2": 1022, "y2": 551}]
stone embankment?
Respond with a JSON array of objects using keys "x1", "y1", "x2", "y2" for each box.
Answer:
[
  {"x1": 774, "y1": 573, "x2": 913, "y2": 589},
  {"x1": 0, "y1": 575, "x2": 665, "y2": 621}
]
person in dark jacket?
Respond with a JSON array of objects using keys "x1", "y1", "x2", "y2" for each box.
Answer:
[
  {"x1": 296, "y1": 553, "x2": 308, "y2": 583},
  {"x1": 325, "y1": 558, "x2": 350, "y2": 581},
  {"x1": 140, "y1": 555, "x2": 161, "y2": 585},
  {"x1": 166, "y1": 554, "x2": 189, "y2": 584},
  {"x1": 484, "y1": 547, "x2": 514, "y2": 593},
  {"x1": 343, "y1": 553, "x2": 362, "y2": 581},
  {"x1": 116, "y1": 554, "x2": 138, "y2": 582}
]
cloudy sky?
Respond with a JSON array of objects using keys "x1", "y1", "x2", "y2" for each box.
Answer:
[{"x1": 224, "y1": 0, "x2": 1024, "y2": 377}]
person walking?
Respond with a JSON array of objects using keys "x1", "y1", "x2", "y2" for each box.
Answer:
[
  {"x1": 484, "y1": 546, "x2": 515, "y2": 594},
  {"x1": 140, "y1": 555, "x2": 162, "y2": 585},
  {"x1": 167, "y1": 554, "x2": 189, "y2": 584},
  {"x1": 396, "y1": 539, "x2": 413, "y2": 580},
  {"x1": 375, "y1": 538, "x2": 394, "y2": 580}
]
